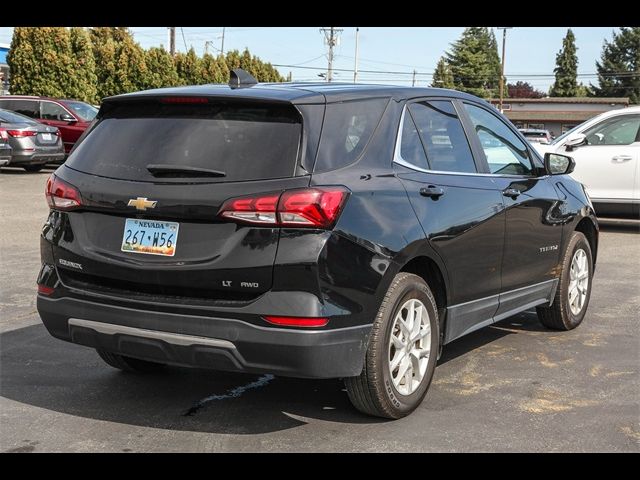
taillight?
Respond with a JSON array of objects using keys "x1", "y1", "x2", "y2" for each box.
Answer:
[
  {"x1": 7, "y1": 129, "x2": 37, "y2": 137},
  {"x1": 218, "y1": 187, "x2": 349, "y2": 229},
  {"x1": 263, "y1": 316, "x2": 329, "y2": 328},
  {"x1": 45, "y1": 174, "x2": 82, "y2": 210},
  {"x1": 160, "y1": 96, "x2": 209, "y2": 104},
  {"x1": 37, "y1": 284, "x2": 55, "y2": 296}
]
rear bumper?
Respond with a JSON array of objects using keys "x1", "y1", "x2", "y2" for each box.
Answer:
[
  {"x1": 37, "y1": 294, "x2": 370, "y2": 379},
  {"x1": 10, "y1": 151, "x2": 66, "y2": 165}
]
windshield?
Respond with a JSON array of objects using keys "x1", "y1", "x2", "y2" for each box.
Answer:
[
  {"x1": 64, "y1": 101, "x2": 98, "y2": 122},
  {"x1": 551, "y1": 124, "x2": 582, "y2": 145},
  {"x1": 65, "y1": 101, "x2": 303, "y2": 183},
  {"x1": 0, "y1": 109, "x2": 39, "y2": 125}
]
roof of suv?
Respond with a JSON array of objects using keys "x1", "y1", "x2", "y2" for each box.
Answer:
[{"x1": 104, "y1": 83, "x2": 490, "y2": 105}]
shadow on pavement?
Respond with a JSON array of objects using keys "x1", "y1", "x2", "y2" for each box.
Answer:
[
  {"x1": 0, "y1": 166, "x2": 57, "y2": 175},
  {"x1": 1, "y1": 312, "x2": 542, "y2": 434}
]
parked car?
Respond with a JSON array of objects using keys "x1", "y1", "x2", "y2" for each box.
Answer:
[
  {"x1": 533, "y1": 106, "x2": 640, "y2": 218},
  {"x1": 37, "y1": 76, "x2": 598, "y2": 419},
  {"x1": 0, "y1": 96, "x2": 98, "y2": 155},
  {"x1": 519, "y1": 128, "x2": 553, "y2": 144},
  {"x1": 0, "y1": 128, "x2": 12, "y2": 166},
  {"x1": 0, "y1": 108, "x2": 65, "y2": 171}
]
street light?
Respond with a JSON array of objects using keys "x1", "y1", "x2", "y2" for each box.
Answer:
[{"x1": 497, "y1": 27, "x2": 513, "y2": 113}]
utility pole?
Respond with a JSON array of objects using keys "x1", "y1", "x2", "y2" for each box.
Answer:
[
  {"x1": 168, "y1": 27, "x2": 176, "y2": 57},
  {"x1": 221, "y1": 27, "x2": 226, "y2": 56},
  {"x1": 412, "y1": 69, "x2": 417, "y2": 87},
  {"x1": 320, "y1": 27, "x2": 343, "y2": 82},
  {"x1": 353, "y1": 27, "x2": 359, "y2": 83},
  {"x1": 497, "y1": 27, "x2": 512, "y2": 113}
]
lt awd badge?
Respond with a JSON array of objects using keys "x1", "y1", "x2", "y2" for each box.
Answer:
[{"x1": 128, "y1": 197, "x2": 157, "y2": 211}]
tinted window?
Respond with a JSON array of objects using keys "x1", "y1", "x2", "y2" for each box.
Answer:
[
  {"x1": 409, "y1": 100, "x2": 476, "y2": 173},
  {"x1": 583, "y1": 115, "x2": 640, "y2": 146},
  {"x1": 41, "y1": 101, "x2": 70, "y2": 121},
  {"x1": 65, "y1": 102, "x2": 302, "y2": 183},
  {"x1": 0, "y1": 99, "x2": 40, "y2": 118},
  {"x1": 465, "y1": 103, "x2": 533, "y2": 175},
  {"x1": 399, "y1": 111, "x2": 429, "y2": 169},
  {"x1": 64, "y1": 101, "x2": 98, "y2": 121},
  {"x1": 0, "y1": 109, "x2": 39, "y2": 125},
  {"x1": 314, "y1": 98, "x2": 388, "y2": 172}
]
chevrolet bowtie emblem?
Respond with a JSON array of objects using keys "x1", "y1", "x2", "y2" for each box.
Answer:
[{"x1": 127, "y1": 197, "x2": 157, "y2": 211}]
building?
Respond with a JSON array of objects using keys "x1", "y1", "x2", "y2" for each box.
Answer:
[
  {"x1": 489, "y1": 97, "x2": 630, "y2": 138},
  {"x1": 0, "y1": 43, "x2": 9, "y2": 95}
]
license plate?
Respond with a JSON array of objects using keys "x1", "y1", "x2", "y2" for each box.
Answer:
[
  {"x1": 121, "y1": 218, "x2": 179, "y2": 256},
  {"x1": 40, "y1": 133, "x2": 53, "y2": 141}
]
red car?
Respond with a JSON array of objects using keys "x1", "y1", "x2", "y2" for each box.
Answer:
[{"x1": 0, "y1": 96, "x2": 98, "y2": 156}]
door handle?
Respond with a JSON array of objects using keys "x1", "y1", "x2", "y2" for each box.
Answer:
[
  {"x1": 419, "y1": 186, "x2": 445, "y2": 198},
  {"x1": 502, "y1": 187, "x2": 521, "y2": 199},
  {"x1": 612, "y1": 155, "x2": 633, "y2": 162}
]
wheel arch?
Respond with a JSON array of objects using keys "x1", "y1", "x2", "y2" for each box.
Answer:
[{"x1": 575, "y1": 215, "x2": 598, "y2": 268}]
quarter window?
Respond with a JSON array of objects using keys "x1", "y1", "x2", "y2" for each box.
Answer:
[
  {"x1": 408, "y1": 100, "x2": 476, "y2": 173},
  {"x1": 399, "y1": 111, "x2": 429, "y2": 169},
  {"x1": 583, "y1": 115, "x2": 640, "y2": 146},
  {"x1": 464, "y1": 103, "x2": 533, "y2": 176},
  {"x1": 41, "y1": 102, "x2": 71, "y2": 121}
]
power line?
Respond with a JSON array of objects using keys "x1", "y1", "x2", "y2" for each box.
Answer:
[{"x1": 180, "y1": 27, "x2": 188, "y2": 52}]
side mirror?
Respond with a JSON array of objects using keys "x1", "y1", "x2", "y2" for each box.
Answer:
[
  {"x1": 564, "y1": 133, "x2": 586, "y2": 151},
  {"x1": 545, "y1": 152, "x2": 575, "y2": 175},
  {"x1": 61, "y1": 114, "x2": 76, "y2": 123}
]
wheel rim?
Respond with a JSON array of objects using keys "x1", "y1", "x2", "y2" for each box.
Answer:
[
  {"x1": 388, "y1": 298, "x2": 431, "y2": 396},
  {"x1": 568, "y1": 248, "x2": 589, "y2": 315}
]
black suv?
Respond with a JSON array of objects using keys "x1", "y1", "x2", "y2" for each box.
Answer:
[{"x1": 37, "y1": 75, "x2": 598, "y2": 418}]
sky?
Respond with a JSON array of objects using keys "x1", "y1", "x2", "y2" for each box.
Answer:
[{"x1": 0, "y1": 27, "x2": 619, "y2": 92}]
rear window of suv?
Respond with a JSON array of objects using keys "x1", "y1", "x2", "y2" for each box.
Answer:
[{"x1": 65, "y1": 101, "x2": 303, "y2": 183}]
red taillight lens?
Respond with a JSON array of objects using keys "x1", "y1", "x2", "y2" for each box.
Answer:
[
  {"x1": 7, "y1": 129, "x2": 37, "y2": 137},
  {"x1": 45, "y1": 174, "x2": 82, "y2": 210},
  {"x1": 37, "y1": 284, "x2": 55, "y2": 295},
  {"x1": 218, "y1": 187, "x2": 349, "y2": 229},
  {"x1": 263, "y1": 316, "x2": 329, "y2": 328}
]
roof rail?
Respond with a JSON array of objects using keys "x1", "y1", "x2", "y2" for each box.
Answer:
[{"x1": 229, "y1": 69, "x2": 258, "y2": 89}]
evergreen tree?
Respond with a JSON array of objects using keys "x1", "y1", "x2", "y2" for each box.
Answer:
[
  {"x1": 445, "y1": 27, "x2": 502, "y2": 98},
  {"x1": 431, "y1": 57, "x2": 454, "y2": 88},
  {"x1": 7, "y1": 27, "x2": 74, "y2": 98},
  {"x1": 175, "y1": 48, "x2": 204, "y2": 85},
  {"x1": 68, "y1": 27, "x2": 98, "y2": 103},
  {"x1": 591, "y1": 27, "x2": 640, "y2": 103},
  {"x1": 549, "y1": 29, "x2": 579, "y2": 97},
  {"x1": 201, "y1": 53, "x2": 226, "y2": 84},
  {"x1": 143, "y1": 47, "x2": 180, "y2": 89}
]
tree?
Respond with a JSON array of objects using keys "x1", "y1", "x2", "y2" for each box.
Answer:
[
  {"x1": 7, "y1": 27, "x2": 75, "y2": 98},
  {"x1": 175, "y1": 48, "x2": 204, "y2": 85},
  {"x1": 431, "y1": 57, "x2": 454, "y2": 88},
  {"x1": 68, "y1": 27, "x2": 98, "y2": 103},
  {"x1": 444, "y1": 27, "x2": 502, "y2": 98},
  {"x1": 549, "y1": 29, "x2": 579, "y2": 97},
  {"x1": 507, "y1": 81, "x2": 545, "y2": 98},
  {"x1": 143, "y1": 47, "x2": 179, "y2": 89},
  {"x1": 591, "y1": 27, "x2": 640, "y2": 104},
  {"x1": 201, "y1": 53, "x2": 227, "y2": 84}
]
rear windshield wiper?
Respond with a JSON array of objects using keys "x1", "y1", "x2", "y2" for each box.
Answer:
[{"x1": 146, "y1": 164, "x2": 226, "y2": 178}]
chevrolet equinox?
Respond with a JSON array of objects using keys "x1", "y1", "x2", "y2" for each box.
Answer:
[{"x1": 37, "y1": 72, "x2": 598, "y2": 418}]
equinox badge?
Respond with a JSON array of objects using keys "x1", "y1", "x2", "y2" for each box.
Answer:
[{"x1": 127, "y1": 197, "x2": 157, "y2": 211}]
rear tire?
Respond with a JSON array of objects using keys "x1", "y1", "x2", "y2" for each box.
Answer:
[
  {"x1": 96, "y1": 349, "x2": 166, "y2": 373},
  {"x1": 536, "y1": 231, "x2": 593, "y2": 330},
  {"x1": 345, "y1": 273, "x2": 439, "y2": 419},
  {"x1": 23, "y1": 165, "x2": 44, "y2": 172}
]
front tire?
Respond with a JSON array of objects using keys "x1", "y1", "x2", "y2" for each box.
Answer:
[
  {"x1": 536, "y1": 231, "x2": 593, "y2": 330},
  {"x1": 96, "y1": 349, "x2": 166, "y2": 373},
  {"x1": 345, "y1": 273, "x2": 439, "y2": 419}
]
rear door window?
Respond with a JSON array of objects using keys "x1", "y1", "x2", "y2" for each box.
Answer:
[
  {"x1": 0, "y1": 99, "x2": 40, "y2": 118},
  {"x1": 65, "y1": 101, "x2": 303, "y2": 183}
]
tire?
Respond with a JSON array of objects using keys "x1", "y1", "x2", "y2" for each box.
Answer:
[
  {"x1": 345, "y1": 273, "x2": 439, "y2": 419},
  {"x1": 22, "y1": 165, "x2": 45, "y2": 172},
  {"x1": 536, "y1": 231, "x2": 593, "y2": 330},
  {"x1": 96, "y1": 349, "x2": 166, "y2": 373}
]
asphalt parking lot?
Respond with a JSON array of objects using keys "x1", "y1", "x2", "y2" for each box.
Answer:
[{"x1": 0, "y1": 166, "x2": 638, "y2": 453}]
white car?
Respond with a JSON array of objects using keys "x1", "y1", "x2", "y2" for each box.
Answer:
[{"x1": 533, "y1": 106, "x2": 640, "y2": 218}]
